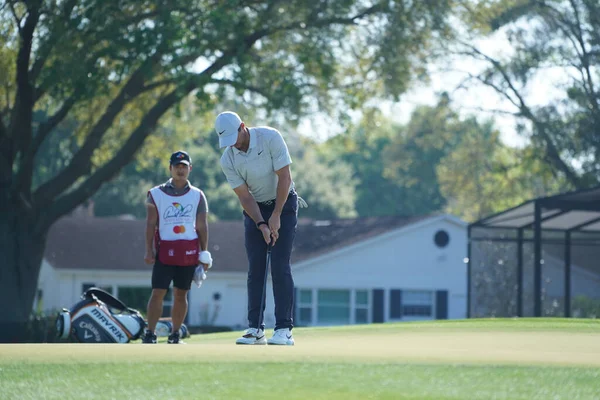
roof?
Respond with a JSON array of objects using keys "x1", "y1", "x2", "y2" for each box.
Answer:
[
  {"x1": 471, "y1": 186, "x2": 600, "y2": 232},
  {"x1": 44, "y1": 214, "x2": 436, "y2": 272},
  {"x1": 44, "y1": 217, "x2": 247, "y2": 273},
  {"x1": 292, "y1": 214, "x2": 431, "y2": 263}
]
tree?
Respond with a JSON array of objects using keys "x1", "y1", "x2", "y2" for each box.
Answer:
[
  {"x1": 0, "y1": 0, "x2": 455, "y2": 341},
  {"x1": 320, "y1": 108, "x2": 408, "y2": 217},
  {"x1": 457, "y1": 0, "x2": 600, "y2": 188},
  {"x1": 437, "y1": 118, "x2": 569, "y2": 222},
  {"x1": 293, "y1": 143, "x2": 358, "y2": 219},
  {"x1": 382, "y1": 94, "x2": 464, "y2": 215},
  {"x1": 321, "y1": 99, "x2": 464, "y2": 218}
]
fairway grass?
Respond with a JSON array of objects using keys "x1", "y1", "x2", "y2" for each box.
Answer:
[{"x1": 0, "y1": 319, "x2": 599, "y2": 399}]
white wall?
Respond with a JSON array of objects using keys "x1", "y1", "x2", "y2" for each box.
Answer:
[
  {"x1": 293, "y1": 216, "x2": 467, "y2": 323},
  {"x1": 37, "y1": 260, "x2": 61, "y2": 313},
  {"x1": 37, "y1": 261, "x2": 250, "y2": 329},
  {"x1": 38, "y1": 215, "x2": 468, "y2": 330},
  {"x1": 187, "y1": 216, "x2": 468, "y2": 329},
  {"x1": 187, "y1": 272, "x2": 247, "y2": 328},
  {"x1": 37, "y1": 265, "x2": 152, "y2": 312}
]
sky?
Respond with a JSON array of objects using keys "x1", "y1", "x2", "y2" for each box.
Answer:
[{"x1": 298, "y1": 29, "x2": 567, "y2": 149}]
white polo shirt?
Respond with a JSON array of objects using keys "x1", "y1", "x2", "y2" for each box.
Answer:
[{"x1": 220, "y1": 126, "x2": 293, "y2": 203}]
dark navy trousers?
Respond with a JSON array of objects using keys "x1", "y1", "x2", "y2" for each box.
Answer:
[{"x1": 244, "y1": 191, "x2": 297, "y2": 331}]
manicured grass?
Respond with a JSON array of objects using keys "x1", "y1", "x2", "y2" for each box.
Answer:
[
  {"x1": 1, "y1": 362, "x2": 599, "y2": 400},
  {"x1": 0, "y1": 319, "x2": 599, "y2": 399}
]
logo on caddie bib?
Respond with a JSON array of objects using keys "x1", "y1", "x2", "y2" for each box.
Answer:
[
  {"x1": 164, "y1": 202, "x2": 193, "y2": 219},
  {"x1": 173, "y1": 225, "x2": 186, "y2": 234}
]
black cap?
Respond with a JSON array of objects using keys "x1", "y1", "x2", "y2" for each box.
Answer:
[{"x1": 170, "y1": 150, "x2": 191, "y2": 166}]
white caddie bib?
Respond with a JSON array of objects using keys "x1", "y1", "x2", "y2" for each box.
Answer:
[{"x1": 149, "y1": 186, "x2": 201, "y2": 266}]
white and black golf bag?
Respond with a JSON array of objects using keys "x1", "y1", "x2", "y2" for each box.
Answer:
[{"x1": 55, "y1": 287, "x2": 146, "y2": 343}]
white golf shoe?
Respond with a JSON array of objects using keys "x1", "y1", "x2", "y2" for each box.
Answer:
[
  {"x1": 235, "y1": 328, "x2": 267, "y2": 345},
  {"x1": 267, "y1": 328, "x2": 295, "y2": 346}
]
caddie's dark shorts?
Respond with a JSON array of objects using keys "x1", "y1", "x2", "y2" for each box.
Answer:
[{"x1": 152, "y1": 259, "x2": 196, "y2": 290}]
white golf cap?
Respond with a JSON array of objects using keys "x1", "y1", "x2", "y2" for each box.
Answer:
[{"x1": 215, "y1": 111, "x2": 242, "y2": 148}]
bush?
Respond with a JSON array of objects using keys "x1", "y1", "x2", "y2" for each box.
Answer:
[
  {"x1": 572, "y1": 296, "x2": 600, "y2": 318},
  {"x1": 21, "y1": 311, "x2": 76, "y2": 343}
]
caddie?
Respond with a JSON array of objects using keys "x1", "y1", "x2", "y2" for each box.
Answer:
[{"x1": 142, "y1": 150, "x2": 212, "y2": 344}]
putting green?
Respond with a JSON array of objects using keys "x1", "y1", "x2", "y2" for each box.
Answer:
[{"x1": 1, "y1": 324, "x2": 599, "y2": 367}]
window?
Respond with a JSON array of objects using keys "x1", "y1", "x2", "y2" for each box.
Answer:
[
  {"x1": 434, "y1": 230, "x2": 450, "y2": 248},
  {"x1": 296, "y1": 288, "x2": 370, "y2": 326},
  {"x1": 117, "y1": 287, "x2": 152, "y2": 312},
  {"x1": 297, "y1": 289, "x2": 312, "y2": 326},
  {"x1": 318, "y1": 290, "x2": 350, "y2": 325},
  {"x1": 355, "y1": 290, "x2": 369, "y2": 324},
  {"x1": 402, "y1": 290, "x2": 434, "y2": 318},
  {"x1": 82, "y1": 283, "x2": 113, "y2": 294},
  {"x1": 82, "y1": 283, "x2": 95, "y2": 293}
]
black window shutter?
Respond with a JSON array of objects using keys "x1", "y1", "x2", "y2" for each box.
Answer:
[
  {"x1": 390, "y1": 289, "x2": 403, "y2": 319},
  {"x1": 82, "y1": 283, "x2": 95, "y2": 293},
  {"x1": 372, "y1": 289, "x2": 385, "y2": 323},
  {"x1": 436, "y1": 290, "x2": 448, "y2": 320}
]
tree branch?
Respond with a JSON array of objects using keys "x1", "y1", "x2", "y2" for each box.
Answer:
[
  {"x1": 34, "y1": 97, "x2": 77, "y2": 155},
  {"x1": 8, "y1": 1, "x2": 23, "y2": 33},
  {"x1": 8, "y1": 2, "x2": 40, "y2": 188},
  {"x1": 582, "y1": 0, "x2": 600, "y2": 51},
  {"x1": 31, "y1": 13, "x2": 274, "y2": 208},
  {"x1": 462, "y1": 43, "x2": 582, "y2": 186},
  {"x1": 0, "y1": 115, "x2": 9, "y2": 188},
  {"x1": 208, "y1": 78, "x2": 272, "y2": 98},
  {"x1": 566, "y1": 0, "x2": 600, "y2": 116},
  {"x1": 32, "y1": 55, "x2": 159, "y2": 206},
  {"x1": 36, "y1": 86, "x2": 188, "y2": 233},
  {"x1": 140, "y1": 78, "x2": 178, "y2": 93},
  {"x1": 0, "y1": 112, "x2": 6, "y2": 140},
  {"x1": 29, "y1": 0, "x2": 78, "y2": 82},
  {"x1": 13, "y1": 94, "x2": 79, "y2": 196},
  {"x1": 540, "y1": 2, "x2": 598, "y2": 111},
  {"x1": 33, "y1": 33, "x2": 247, "y2": 227},
  {"x1": 33, "y1": 7, "x2": 355, "y2": 222}
]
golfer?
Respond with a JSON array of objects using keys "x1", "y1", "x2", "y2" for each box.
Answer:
[
  {"x1": 215, "y1": 111, "x2": 305, "y2": 345},
  {"x1": 142, "y1": 150, "x2": 210, "y2": 344}
]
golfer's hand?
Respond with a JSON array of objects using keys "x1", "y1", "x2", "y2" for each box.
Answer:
[
  {"x1": 268, "y1": 213, "x2": 281, "y2": 245},
  {"x1": 259, "y1": 225, "x2": 272, "y2": 245},
  {"x1": 144, "y1": 249, "x2": 155, "y2": 265},
  {"x1": 199, "y1": 262, "x2": 210, "y2": 272}
]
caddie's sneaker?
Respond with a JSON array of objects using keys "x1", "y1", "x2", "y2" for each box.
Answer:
[
  {"x1": 142, "y1": 330, "x2": 157, "y2": 344},
  {"x1": 267, "y1": 328, "x2": 294, "y2": 346},
  {"x1": 235, "y1": 328, "x2": 267, "y2": 345},
  {"x1": 168, "y1": 331, "x2": 185, "y2": 344}
]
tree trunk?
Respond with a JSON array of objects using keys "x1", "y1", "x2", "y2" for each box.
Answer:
[{"x1": 0, "y1": 206, "x2": 46, "y2": 343}]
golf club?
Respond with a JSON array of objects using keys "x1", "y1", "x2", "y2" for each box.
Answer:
[{"x1": 257, "y1": 241, "x2": 272, "y2": 330}]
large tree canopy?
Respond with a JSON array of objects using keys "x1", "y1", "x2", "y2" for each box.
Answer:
[{"x1": 0, "y1": 0, "x2": 456, "y2": 341}]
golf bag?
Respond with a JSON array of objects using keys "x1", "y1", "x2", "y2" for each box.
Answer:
[{"x1": 56, "y1": 287, "x2": 146, "y2": 343}]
